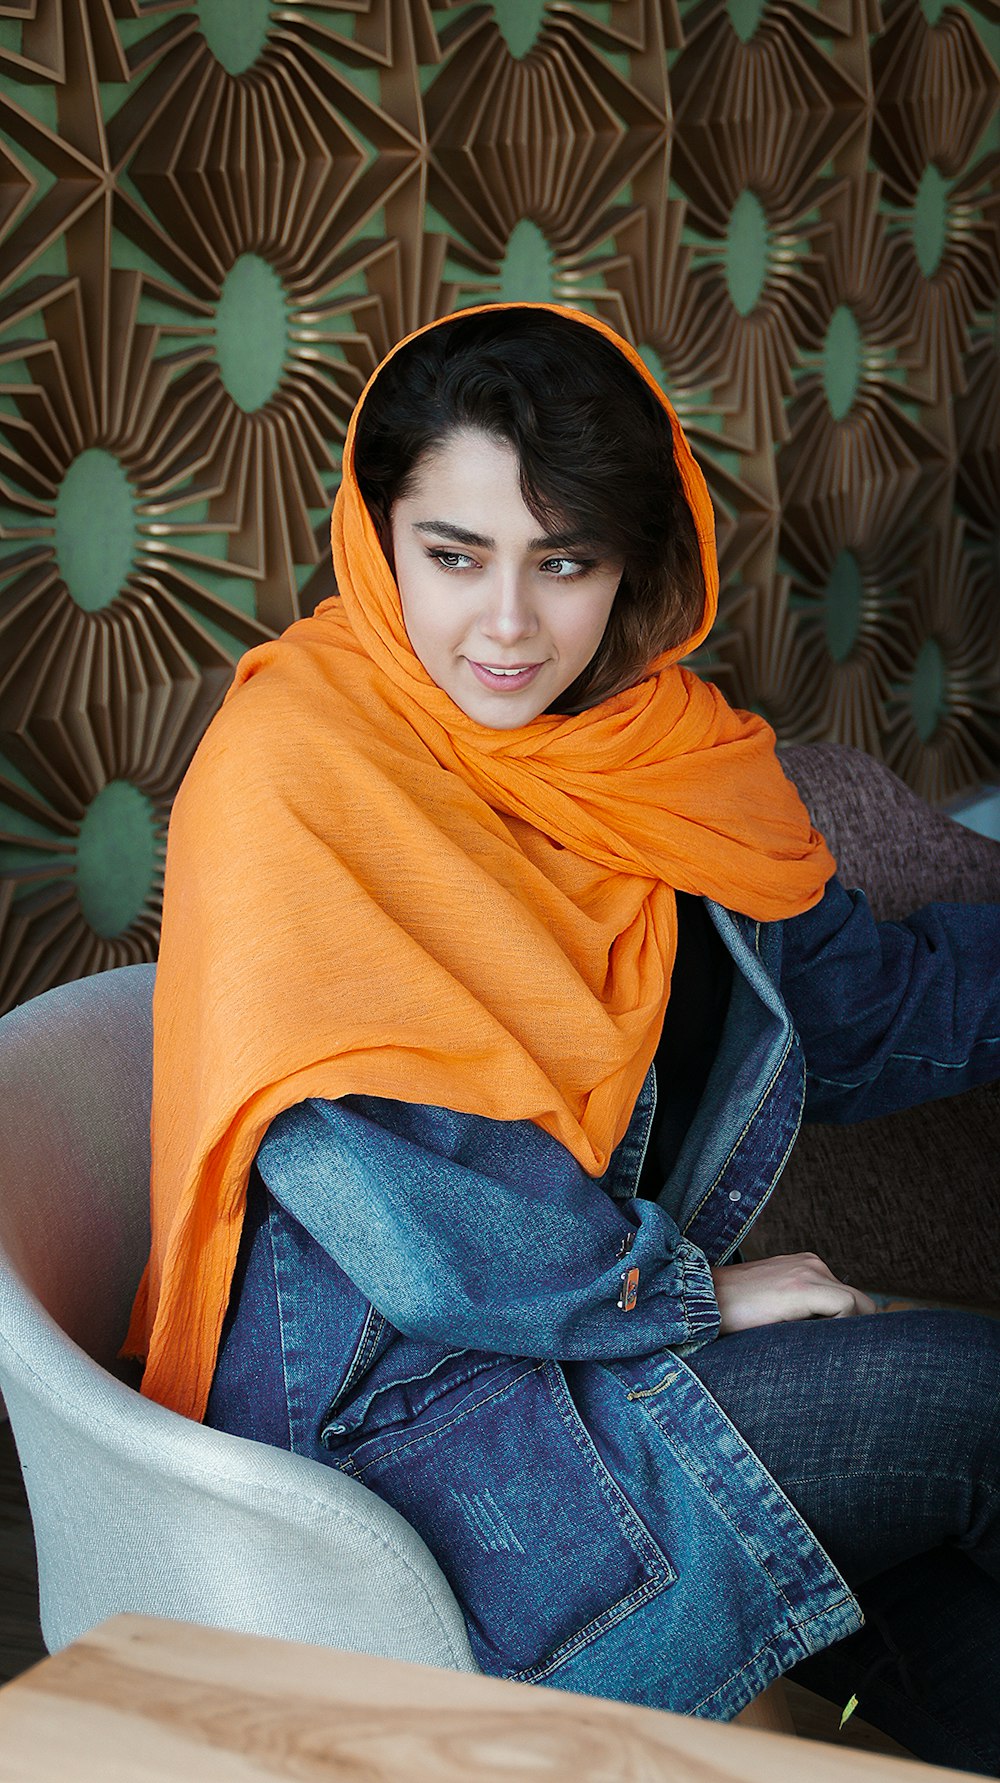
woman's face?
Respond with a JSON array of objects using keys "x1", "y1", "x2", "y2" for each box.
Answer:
[{"x1": 388, "y1": 428, "x2": 624, "y2": 728}]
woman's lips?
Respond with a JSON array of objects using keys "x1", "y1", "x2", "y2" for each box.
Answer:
[{"x1": 467, "y1": 660, "x2": 544, "y2": 691}]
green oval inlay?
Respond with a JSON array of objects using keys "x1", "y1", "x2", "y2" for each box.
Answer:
[
  {"x1": 913, "y1": 164, "x2": 949, "y2": 278},
  {"x1": 911, "y1": 637, "x2": 947, "y2": 743},
  {"x1": 823, "y1": 305, "x2": 863, "y2": 421},
  {"x1": 76, "y1": 781, "x2": 158, "y2": 938},
  {"x1": 215, "y1": 254, "x2": 289, "y2": 412},
  {"x1": 726, "y1": 190, "x2": 770, "y2": 317},
  {"x1": 55, "y1": 450, "x2": 138, "y2": 611},
  {"x1": 822, "y1": 550, "x2": 864, "y2": 662},
  {"x1": 499, "y1": 218, "x2": 554, "y2": 303},
  {"x1": 638, "y1": 344, "x2": 666, "y2": 387},
  {"x1": 728, "y1": 0, "x2": 766, "y2": 41},
  {"x1": 197, "y1": 0, "x2": 271, "y2": 74},
  {"x1": 920, "y1": 0, "x2": 947, "y2": 22},
  {"x1": 493, "y1": 0, "x2": 547, "y2": 57}
]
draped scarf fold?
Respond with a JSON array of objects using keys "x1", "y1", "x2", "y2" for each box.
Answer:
[{"x1": 127, "y1": 301, "x2": 835, "y2": 1420}]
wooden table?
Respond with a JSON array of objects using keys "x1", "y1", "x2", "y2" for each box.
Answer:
[{"x1": 0, "y1": 1614, "x2": 977, "y2": 1782}]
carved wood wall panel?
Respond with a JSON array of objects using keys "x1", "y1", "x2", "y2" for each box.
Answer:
[{"x1": 0, "y1": 0, "x2": 998, "y2": 1009}]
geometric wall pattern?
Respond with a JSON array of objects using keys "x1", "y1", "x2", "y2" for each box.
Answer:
[{"x1": 0, "y1": 0, "x2": 998, "y2": 1012}]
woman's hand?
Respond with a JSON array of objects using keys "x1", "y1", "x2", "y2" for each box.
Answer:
[{"x1": 710, "y1": 1252, "x2": 879, "y2": 1336}]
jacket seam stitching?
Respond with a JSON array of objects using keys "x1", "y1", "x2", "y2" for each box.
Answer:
[
  {"x1": 628, "y1": 1381, "x2": 829, "y2": 1629},
  {"x1": 266, "y1": 1208, "x2": 295, "y2": 1453},
  {"x1": 808, "y1": 1031, "x2": 1000, "y2": 1090},
  {"x1": 542, "y1": 1364, "x2": 673, "y2": 1576},
  {"x1": 690, "y1": 1594, "x2": 860, "y2": 1715},
  {"x1": 722, "y1": 1038, "x2": 806, "y2": 1262},
  {"x1": 331, "y1": 1303, "x2": 386, "y2": 1415},
  {"x1": 345, "y1": 1365, "x2": 544, "y2": 1478},
  {"x1": 508, "y1": 1573, "x2": 674, "y2": 1684},
  {"x1": 683, "y1": 1024, "x2": 795, "y2": 1231}
]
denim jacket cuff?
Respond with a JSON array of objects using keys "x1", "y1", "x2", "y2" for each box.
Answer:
[{"x1": 676, "y1": 1238, "x2": 722, "y2": 1350}]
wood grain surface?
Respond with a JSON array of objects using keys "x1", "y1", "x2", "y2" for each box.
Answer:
[{"x1": 0, "y1": 1614, "x2": 976, "y2": 1783}]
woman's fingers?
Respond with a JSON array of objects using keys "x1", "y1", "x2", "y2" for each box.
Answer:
[
  {"x1": 784, "y1": 1254, "x2": 879, "y2": 1320},
  {"x1": 827, "y1": 1286, "x2": 880, "y2": 1318},
  {"x1": 711, "y1": 1253, "x2": 880, "y2": 1334},
  {"x1": 796, "y1": 1268, "x2": 878, "y2": 1320}
]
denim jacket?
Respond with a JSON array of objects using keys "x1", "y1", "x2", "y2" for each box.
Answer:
[{"x1": 207, "y1": 876, "x2": 1000, "y2": 1718}]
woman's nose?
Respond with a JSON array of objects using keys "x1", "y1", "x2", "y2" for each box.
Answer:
[{"x1": 479, "y1": 569, "x2": 539, "y2": 643}]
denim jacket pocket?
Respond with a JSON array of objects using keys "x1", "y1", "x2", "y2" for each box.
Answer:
[
  {"x1": 323, "y1": 1342, "x2": 502, "y2": 1441},
  {"x1": 323, "y1": 1356, "x2": 677, "y2": 1683}
]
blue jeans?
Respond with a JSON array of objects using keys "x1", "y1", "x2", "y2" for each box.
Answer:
[{"x1": 684, "y1": 1309, "x2": 1000, "y2": 1775}]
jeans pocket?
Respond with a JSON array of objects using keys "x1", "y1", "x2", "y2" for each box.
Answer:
[{"x1": 327, "y1": 1357, "x2": 677, "y2": 1683}]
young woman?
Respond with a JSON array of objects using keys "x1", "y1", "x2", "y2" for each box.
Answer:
[{"x1": 126, "y1": 303, "x2": 1000, "y2": 1773}]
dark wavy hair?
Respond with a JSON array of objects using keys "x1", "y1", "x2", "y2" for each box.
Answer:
[{"x1": 352, "y1": 307, "x2": 706, "y2": 714}]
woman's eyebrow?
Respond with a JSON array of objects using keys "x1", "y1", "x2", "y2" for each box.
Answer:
[{"x1": 412, "y1": 520, "x2": 597, "y2": 551}]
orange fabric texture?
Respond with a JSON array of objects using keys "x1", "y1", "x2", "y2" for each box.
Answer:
[{"x1": 127, "y1": 302, "x2": 836, "y2": 1422}]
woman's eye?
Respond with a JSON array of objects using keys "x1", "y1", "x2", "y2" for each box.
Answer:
[
  {"x1": 428, "y1": 550, "x2": 475, "y2": 572},
  {"x1": 426, "y1": 549, "x2": 596, "y2": 579},
  {"x1": 541, "y1": 557, "x2": 594, "y2": 580}
]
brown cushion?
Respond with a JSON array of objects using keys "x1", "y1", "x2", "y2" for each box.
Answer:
[
  {"x1": 742, "y1": 1082, "x2": 1000, "y2": 1306},
  {"x1": 779, "y1": 742, "x2": 1000, "y2": 922},
  {"x1": 741, "y1": 745, "x2": 1000, "y2": 1305}
]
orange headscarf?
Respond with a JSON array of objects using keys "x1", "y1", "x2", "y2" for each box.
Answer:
[{"x1": 127, "y1": 302, "x2": 835, "y2": 1421}]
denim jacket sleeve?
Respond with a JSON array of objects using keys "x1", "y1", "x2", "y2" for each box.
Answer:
[
  {"x1": 778, "y1": 873, "x2": 1000, "y2": 1124},
  {"x1": 255, "y1": 1093, "x2": 721, "y2": 1360}
]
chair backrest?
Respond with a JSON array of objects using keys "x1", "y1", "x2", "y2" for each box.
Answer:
[
  {"x1": 0, "y1": 965, "x2": 478, "y2": 1671},
  {"x1": 0, "y1": 963, "x2": 155, "y2": 1369}
]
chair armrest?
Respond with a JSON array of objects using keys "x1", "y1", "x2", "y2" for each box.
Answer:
[{"x1": 0, "y1": 1294, "x2": 479, "y2": 1670}]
